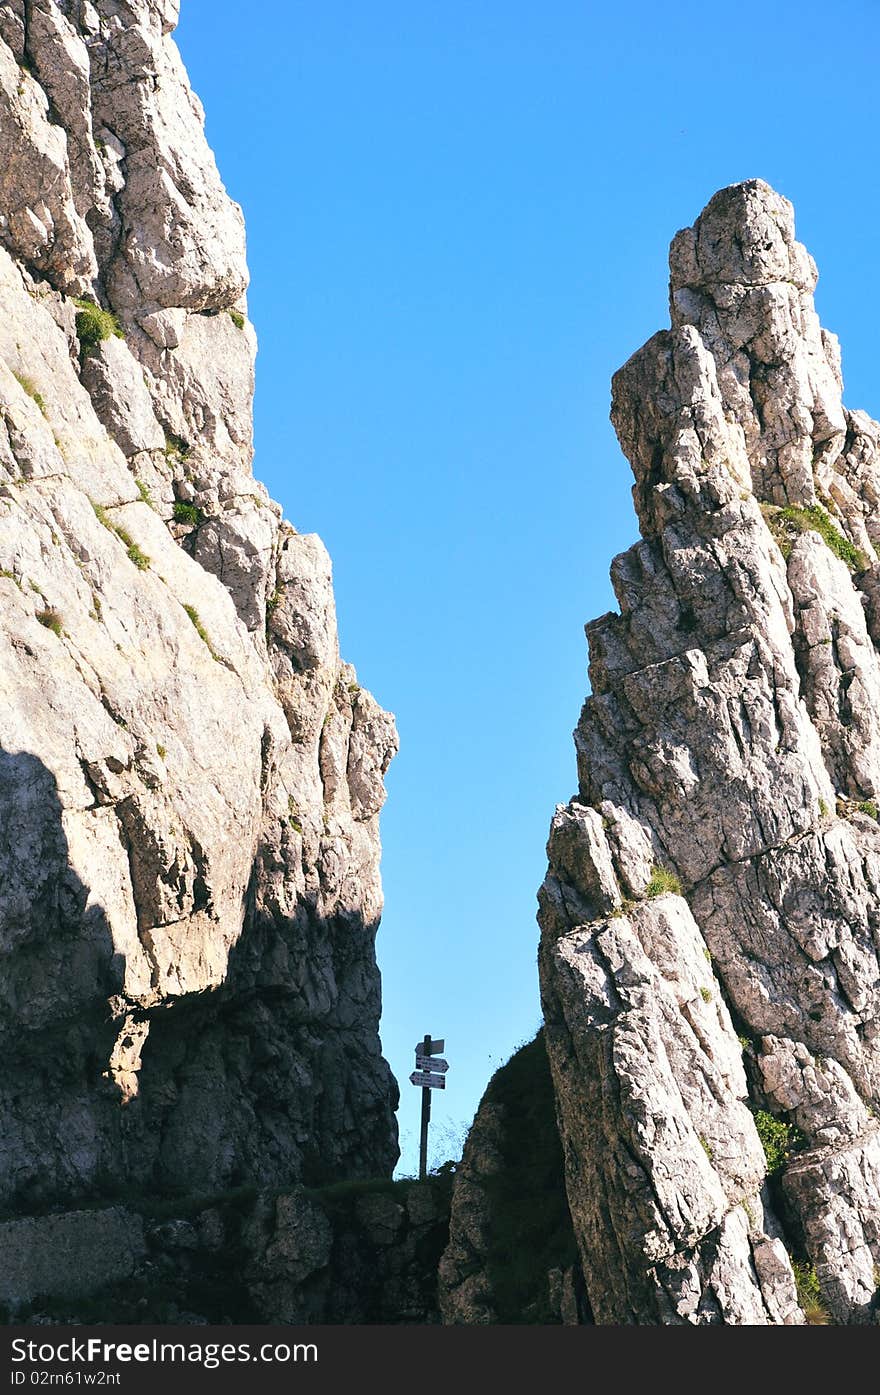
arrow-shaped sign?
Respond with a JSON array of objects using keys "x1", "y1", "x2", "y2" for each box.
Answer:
[
  {"x1": 410, "y1": 1070, "x2": 446, "y2": 1090},
  {"x1": 414, "y1": 1038, "x2": 444, "y2": 1055},
  {"x1": 415, "y1": 1054, "x2": 448, "y2": 1073}
]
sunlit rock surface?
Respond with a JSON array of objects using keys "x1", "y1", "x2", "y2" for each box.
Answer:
[
  {"x1": 539, "y1": 180, "x2": 880, "y2": 1324},
  {"x1": 0, "y1": 0, "x2": 398, "y2": 1212}
]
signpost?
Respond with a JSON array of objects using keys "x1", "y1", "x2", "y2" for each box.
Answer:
[
  {"x1": 415, "y1": 1054, "x2": 448, "y2": 1073},
  {"x1": 409, "y1": 1070, "x2": 446, "y2": 1090},
  {"x1": 411, "y1": 1034, "x2": 448, "y2": 1181}
]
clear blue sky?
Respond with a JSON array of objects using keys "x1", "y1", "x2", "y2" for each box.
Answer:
[{"x1": 175, "y1": 0, "x2": 880, "y2": 1174}]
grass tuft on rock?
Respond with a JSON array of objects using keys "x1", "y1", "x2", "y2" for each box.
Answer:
[
  {"x1": 136, "y1": 479, "x2": 155, "y2": 509},
  {"x1": 89, "y1": 498, "x2": 150, "y2": 569},
  {"x1": 13, "y1": 371, "x2": 46, "y2": 416},
  {"x1": 164, "y1": 431, "x2": 191, "y2": 462},
  {"x1": 792, "y1": 1261, "x2": 831, "y2": 1325},
  {"x1": 645, "y1": 864, "x2": 682, "y2": 898},
  {"x1": 762, "y1": 500, "x2": 865, "y2": 571},
  {"x1": 126, "y1": 542, "x2": 150, "y2": 570},
  {"x1": 173, "y1": 500, "x2": 204, "y2": 527},
  {"x1": 36, "y1": 607, "x2": 63, "y2": 636},
  {"x1": 183, "y1": 604, "x2": 219, "y2": 661},
  {"x1": 752, "y1": 1108, "x2": 804, "y2": 1178},
  {"x1": 74, "y1": 298, "x2": 124, "y2": 349}
]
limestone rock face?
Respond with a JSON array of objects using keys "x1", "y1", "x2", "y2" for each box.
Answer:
[
  {"x1": 0, "y1": 0, "x2": 398, "y2": 1212},
  {"x1": 539, "y1": 180, "x2": 880, "y2": 1324}
]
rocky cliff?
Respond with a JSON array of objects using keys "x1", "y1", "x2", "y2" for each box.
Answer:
[
  {"x1": 539, "y1": 179, "x2": 880, "y2": 1325},
  {"x1": 439, "y1": 1032, "x2": 588, "y2": 1324},
  {"x1": 0, "y1": 1176, "x2": 451, "y2": 1323},
  {"x1": 0, "y1": 0, "x2": 398, "y2": 1219}
]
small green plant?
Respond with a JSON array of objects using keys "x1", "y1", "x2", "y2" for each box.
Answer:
[
  {"x1": 738, "y1": 1033, "x2": 751, "y2": 1051},
  {"x1": 645, "y1": 864, "x2": 682, "y2": 898},
  {"x1": 182, "y1": 604, "x2": 218, "y2": 660},
  {"x1": 287, "y1": 799, "x2": 303, "y2": 835},
  {"x1": 753, "y1": 1109, "x2": 804, "y2": 1178},
  {"x1": 135, "y1": 479, "x2": 155, "y2": 508},
  {"x1": 227, "y1": 309, "x2": 245, "y2": 330},
  {"x1": 765, "y1": 500, "x2": 865, "y2": 572},
  {"x1": 173, "y1": 500, "x2": 204, "y2": 527},
  {"x1": 818, "y1": 798, "x2": 829, "y2": 817},
  {"x1": 156, "y1": 744, "x2": 167, "y2": 760},
  {"x1": 792, "y1": 1261, "x2": 831, "y2": 1325},
  {"x1": 164, "y1": 431, "x2": 191, "y2": 462},
  {"x1": 13, "y1": 371, "x2": 46, "y2": 416},
  {"x1": 126, "y1": 543, "x2": 150, "y2": 569},
  {"x1": 698, "y1": 1134, "x2": 713, "y2": 1161},
  {"x1": 74, "y1": 298, "x2": 124, "y2": 349},
  {"x1": 0, "y1": 568, "x2": 21, "y2": 589},
  {"x1": 265, "y1": 588, "x2": 280, "y2": 639},
  {"x1": 700, "y1": 986, "x2": 712, "y2": 1003},
  {"x1": 348, "y1": 682, "x2": 361, "y2": 695},
  {"x1": 703, "y1": 947, "x2": 713, "y2": 962},
  {"x1": 858, "y1": 800, "x2": 879, "y2": 820},
  {"x1": 36, "y1": 607, "x2": 62, "y2": 636},
  {"x1": 90, "y1": 499, "x2": 149, "y2": 569},
  {"x1": 760, "y1": 503, "x2": 794, "y2": 561}
]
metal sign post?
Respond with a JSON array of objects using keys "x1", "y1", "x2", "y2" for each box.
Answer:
[
  {"x1": 418, "y1": 1034, "x2": 431, "y2": 1182},
  {"x1": 410, "y1": 1034, "x2": 447, "y2": 1181}
]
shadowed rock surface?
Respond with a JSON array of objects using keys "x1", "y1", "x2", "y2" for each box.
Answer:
[
  {"x1": 538, "y1": 179, "x2": 880, "y2": 1324},
  {"x1": 0, "y1": 1178, "x2": 451, "y2": 1324},
  {"x1": 0, "y1": 0, "x2": 398, "y2": 1221},
  {"x1": 439, "y1": 1031, "x2": 589, "y2": 1324}
]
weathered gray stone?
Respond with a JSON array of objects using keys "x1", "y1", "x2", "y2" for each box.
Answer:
[
  {"x1": 0, "y1": 24, "x2": 95, "y2": 290},
  {"x1": 79, "y1": 333, "x2": 165, "y2": 456},
  {"x1": 539, "y1": 180, "x2": 880, "y2": 1324},
  {"x1": 3, "y1": 1183, "x2": 450, "y2": 1325},
  {"x1": 0, "y1": 1208, "x2": 145, "y2": 1309},
  {"x1": 439, "y1": 1032, "x2": 590, "y2": 1325},
  {"x1": 0, "y1": 0, "x2": 398, "y2": 1221}
]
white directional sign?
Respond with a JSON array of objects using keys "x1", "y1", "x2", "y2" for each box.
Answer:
[
  {"x1": 415, "y1": 1054, "x2": 448, "y2": 1073},
  {"x1": 410, "y1": 1070, "x2": 446, "y2": 1090},
  {"x1": 414, "y1": 1038, "x2": 444, "y2": 1055}
]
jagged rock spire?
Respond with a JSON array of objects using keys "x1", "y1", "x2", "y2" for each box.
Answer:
[{"x1": 539, "y1": 180, "x2": 880, "y2": 1324}]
